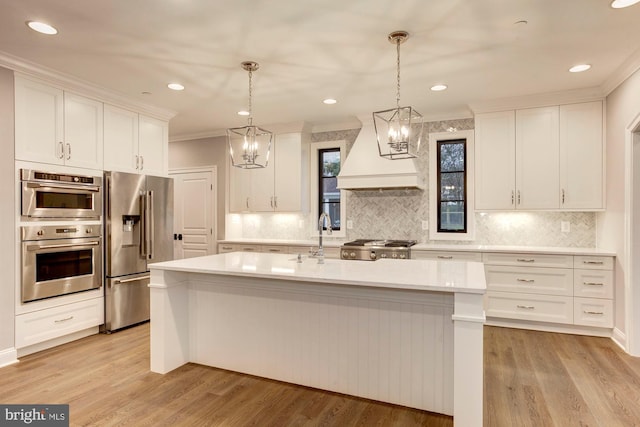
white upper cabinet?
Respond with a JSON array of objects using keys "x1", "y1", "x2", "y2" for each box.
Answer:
[
  {"x1": 475, "y1": 101, "x2": 604, "y2": 211},
  {"x1": 559, "y1": 101, "x2": 604, "y2": 210},
  {"x1": 138, "y1": 115, "x2": 168, "y2": 176},
  {"x1": 475, "y1": 111, "x2": 516, "y2": 210},
  {"x1": 104, "y1": 105, "x2": 139, "y2": 173},
  {"x1": 104, "y1": 105, "x2": 168, "y2": 176},
  {"x1": 15, "y1": 76, "x2": 103, "y2": 170},
  {"x1": 516, "y1": 106, "x2": 560, "y2": 209},
  {"x1": 228, "y1": 132, "x2": 308, "y2": 213}
]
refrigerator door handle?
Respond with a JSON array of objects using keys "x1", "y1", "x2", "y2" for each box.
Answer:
[
  {"x1": 148, "y1": 190, "x2": 155, "y2": 260},
  {"x1": 139, "y1": 192, "x2": 147, "y2": 258}
]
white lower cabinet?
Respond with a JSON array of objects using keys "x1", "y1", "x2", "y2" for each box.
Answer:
[
  {"x1": 484, "y1": 252, "x2": 614, "y2": 329},
  {"x1": 486, "y1": 292, "x2": 573, "y2": 324},
  {"x1": 15, "y1": 297, "x2": 104, "y2": 349},
  {"x1": 412, "y1": 251, "x2": 482, "y2": 262}
]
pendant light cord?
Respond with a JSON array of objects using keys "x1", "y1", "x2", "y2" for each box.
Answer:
[
  {"x1": 396, "y1": 38, "x2": 401, "y2": 109},
  {"x1": 248, "y1": 68, "x2": 253, "y2": 126}
]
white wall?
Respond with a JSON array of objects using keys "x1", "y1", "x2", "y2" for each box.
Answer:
[
  {"x1": 0, "y1": 67, "x2": 15, "y2": 362},
  {"x1": 168, "y1": 136, "x2": 227, "y2": 239},
  {"x1": 599, "y1": 66, "x2": 640, "y2": 354}
]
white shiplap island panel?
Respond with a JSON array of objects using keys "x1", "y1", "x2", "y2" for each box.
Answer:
[{"x1": 149, "y1": 252, "x2": 486, "y2": 426}]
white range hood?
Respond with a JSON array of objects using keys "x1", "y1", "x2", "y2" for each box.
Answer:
[{"x1": 337, "y1": 115, "x2": 424, "y2": 190}]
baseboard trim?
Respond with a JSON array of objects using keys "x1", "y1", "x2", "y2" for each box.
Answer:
[
  {"x1": 612, "y1": 327, "x2": 628, "y2": 353},
  {"x1": 485, "y1": 317, "x2": 613, "y2": 338},
  {"x1": 0, "y1": 347, "x2": 19, "y2": 368}
]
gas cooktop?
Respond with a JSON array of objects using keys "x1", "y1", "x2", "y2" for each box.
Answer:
[{"x1": 340, "y1": 239, "x2": 417, "y2": 260}]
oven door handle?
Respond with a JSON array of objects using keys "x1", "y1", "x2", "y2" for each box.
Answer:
[
  {"x1": 26, "y1": 182, "x2": 101, "y2": 192},
  {"x1": 27, "y1": 241, "x2": 100, "y2": 251},
  {"x1": 114, "y1": 275, "x2": 151, "y2": 284}
]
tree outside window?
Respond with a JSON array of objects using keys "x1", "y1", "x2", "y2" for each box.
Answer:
[{"x1": 319, "y1": 148, "x2": 341, "y2": 230}]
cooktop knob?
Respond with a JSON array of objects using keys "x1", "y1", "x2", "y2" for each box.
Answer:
[{"x1": 370, "y1": 252, "x2": 377, "y2": 260}]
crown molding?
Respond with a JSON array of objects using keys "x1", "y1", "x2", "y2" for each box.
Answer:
[
  {"x1": 601, "y1": 47, "x2": 640, "y2": 96},
  {"x1": 0, "y1": 50, "x2": 176, "y2": 121},
  {"x1": 468, "y1": 87, "x2": 605, "y2": 114}
]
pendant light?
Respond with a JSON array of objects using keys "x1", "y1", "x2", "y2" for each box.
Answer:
[
  {"x1": 228, "y1": 61, "x2": 273, "y2": 169},
  {"x1": 373, "y1": 31, "x2": 424, "y2": 160}
]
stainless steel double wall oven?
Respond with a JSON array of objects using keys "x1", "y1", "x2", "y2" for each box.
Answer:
[{"x1": 20, "y1": 169, "x2": 103, "y2": 303}]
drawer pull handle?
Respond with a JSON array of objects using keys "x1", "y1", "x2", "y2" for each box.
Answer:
[
  {"x1": 54, "y1": 316, "x2": 74, "y2": 323},
  {"x1": 517, "y1": 305, "x2": 535, "y2": 310},
  {"x1": 517, "y1": 258, "x2": 535, "y2": 263},
  {"x1": 583, "y1": 261, "x2": 604, "y2": 265},
  {"x1": 584, "y1": 282, "x2": 604, "y2": 286},
  {"x1": 437, "y1": 255, "x2": 453, "y2": 259},
  {"x1": 517, "y1": 278, "x2": 535, "y2": 283},
  {"x1": 269, "y1": 249, "x2": 280, "y2": 252},
  {"x1": 222, "y1": 246, "x2": 233, "y2": 250},
  {"x1": 584, "y1": 310, "x2": 604, "y2": 315}
]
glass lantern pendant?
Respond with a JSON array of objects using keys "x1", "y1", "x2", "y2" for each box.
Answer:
[
  {"x1": 228, "y1": 61, "x2": 273, "y2": 169},
  {"x1": 373, "y1": 31, "x2": 424, "y2": 160}
]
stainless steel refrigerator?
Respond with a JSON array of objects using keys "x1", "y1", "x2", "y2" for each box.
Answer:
[{"x1": 103, "y1": 171, "x2": 174, "y2": 332}]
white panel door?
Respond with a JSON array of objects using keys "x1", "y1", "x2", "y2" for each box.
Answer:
[
  {"x1": 474, "y1": 111, "x2": 516, "y2": 210},
  {"x1": 171, "y1": 170, "x2": 215, "y2": 259},
  {"x1": 63, "y1": 92, "x2": 103, "y2": 170},
  {"x1": 559, "y1": 101, "x2": 604, "y2": 209},
  {"x1": 516, "y1": 106, "x2": 560, "y2": 209}
]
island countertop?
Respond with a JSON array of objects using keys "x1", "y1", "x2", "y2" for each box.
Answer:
[{"x1": 149, "y1": 251, "x2": 486, "y2": 294}]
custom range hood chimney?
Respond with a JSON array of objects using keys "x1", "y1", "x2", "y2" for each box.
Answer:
[{"x1": 336, "y1": 115, "x2": 424, "y2": 190}]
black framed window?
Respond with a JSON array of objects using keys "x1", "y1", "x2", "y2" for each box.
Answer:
[
  {"x1": 437, "y1": 139, "x2": 466, "y2": 233},
  {"x1": 318, "y1": 148, "x2": 341, "y2": 230}
]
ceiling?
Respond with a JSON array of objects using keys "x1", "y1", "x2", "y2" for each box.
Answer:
[{"x1": 1, "y1": 0, "x2": 640, "y2": 140}]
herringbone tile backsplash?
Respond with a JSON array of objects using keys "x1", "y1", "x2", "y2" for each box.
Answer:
[{"x1": 233, "y1": 119, "x2": 597, "y2": 248}]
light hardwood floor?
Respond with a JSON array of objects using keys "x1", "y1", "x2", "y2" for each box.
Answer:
[{"x1": 1, "y1": 324, "x2": 639, "y2": 426}]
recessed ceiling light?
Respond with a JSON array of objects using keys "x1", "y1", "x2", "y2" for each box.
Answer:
[
  {"x1": 323, "y1": 98, "x2": 337, "y2": 105},
  {"x1": 569, "y1": 64, "x2": 591, "y2": 73},
  {"x1": 430, "y1": 84, "x2": 448, "y2": 91},
  {"x1": 237, "y1": 110, "x2": 250, "y2": 116},
  {"x1": 26, "y1": 21, "x2": 58, "y2": 35},
  {"x1": 611, "y1": 0, "x2": 640, "y2": 8},
  {"x1": 167, "y1": 83, "x2": 185, "y2": 91}
]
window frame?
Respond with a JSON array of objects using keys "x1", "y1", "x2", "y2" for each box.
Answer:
[
  {"x1": 310, "y1": 140, "x2": 347, "y2": 238},
  {"x1": 429, "y1": 130, "x2": 475, "y2": 241}
]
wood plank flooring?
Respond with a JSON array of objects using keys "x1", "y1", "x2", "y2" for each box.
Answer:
[{"x1": 1, "y1": 324, "x2": 639, "y2": 426}]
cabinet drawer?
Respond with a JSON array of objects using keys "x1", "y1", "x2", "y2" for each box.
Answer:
[
  {"x1": 486, "y1": 291, "x2": 573, "y2": 324},
  {"x1": 16, "y1": 297, "x2": 104, "y2": 349},
  {"x1": 262, "y1": 245, "x2": 287, "y2": 254},
  {"x1": 218, "y1": 244, "x2": 238, "y2": 253},
  {"x1": 574, "y1": 269, "x2": 614, "y2": 299},
  {"x1": 573, "y1": 256, "x2": 613, "y2": 270},
  {"x1": 574, "y1": 297, "x2": 613, "y2": 328},
  {"x1": 483, "y1": 252, "x2": 573, "y2": 268},
  {"x1": 485, "y1": 266, "x2": 573, "y2": 296},
  {"x1": 412, "y1": 251, "x2": 482, "y2": 262},
  {"x1": 237, "y1": 245, "x2": 259, "y2": 252}
]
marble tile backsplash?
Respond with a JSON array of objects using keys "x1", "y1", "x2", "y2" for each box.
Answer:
[{"x1": 230, "y1": 119, "x2": 597, "y2": 248}]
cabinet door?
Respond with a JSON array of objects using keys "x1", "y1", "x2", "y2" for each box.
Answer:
[
  {"x1": 228, "y1": 162, "x2": 252, "y2": 212},
  {"x1": 138, "y1": 115, "x2": 168, "y2": 176},
  {"x1": 274, "y1": 133, "x2": 304, "y2": 211},
  {"x1": 559, "y1": 101, "x2": 603, "y2": 209},
  {"x1": 15, "y1": 76, "x2": 64, "y2": 164},
  {"x1": 63, "y1": 93, "x2": 103, "y2": 169},
  {"x1": 516, "y1": 106, "x2": 559, "y2": 209},
  {"x1": 250, "y1": 147, "x2": 276, "y2": 212},
  {"x1": 474, "y1": 111, "x2": 516, "y2": 210},
  {"x1": 104, "y1": 105, "x2": 139, "y2": 173}
]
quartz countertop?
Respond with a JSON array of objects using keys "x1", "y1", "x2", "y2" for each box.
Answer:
[
  {"x1": 149, "y1": 252, "x2": 486, "y2": 294},
  {"x1": 217, "y1": 239, "x2": 615, "y2": 257}
]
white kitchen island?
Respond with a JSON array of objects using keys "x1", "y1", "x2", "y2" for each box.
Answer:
[{"x1": 148, "y1": 252, "x2": 486, "y2": 426}]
